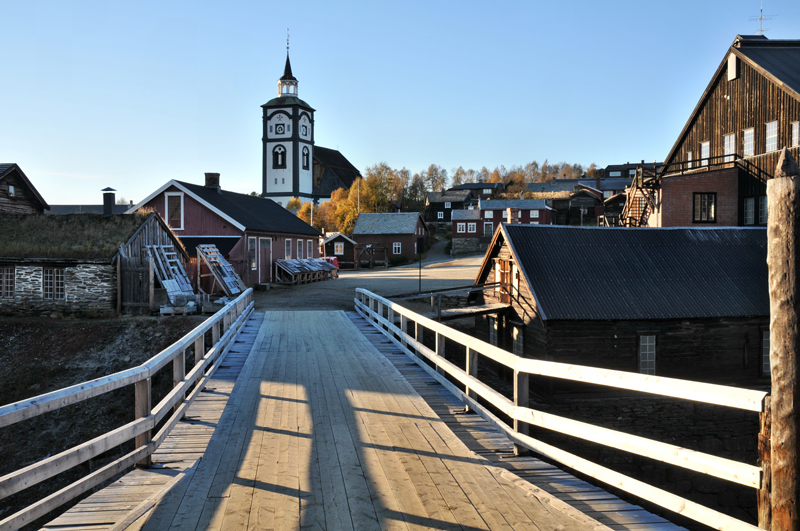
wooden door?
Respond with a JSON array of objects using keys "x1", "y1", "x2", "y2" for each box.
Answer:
[
  {"x1": 259, "y1": 238, "x2": 272, "y2": 283},
  {"x1": 500, "y1": 260, "x2": 511, "y2": 303}
]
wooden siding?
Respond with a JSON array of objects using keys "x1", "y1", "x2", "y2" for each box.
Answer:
[
  {"x1": 0, "y1": 171, "x2": 44, "y2": 214},
  {"x1": 140, "y1": 187, "x2": 242, "y2": 236}
]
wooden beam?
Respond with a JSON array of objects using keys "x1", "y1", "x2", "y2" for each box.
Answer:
[
  {"x1": 514, "y1": 369, "x2": 529, "y2": 456},
  {"x1": 759, "y1": 396, "x2": 772, "y2": 529},
  {"x1": 134, "y1": 379, "x2": 152, "y2": 468}
]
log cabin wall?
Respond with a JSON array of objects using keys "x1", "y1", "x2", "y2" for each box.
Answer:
[{"x1": 0, "y1": 172, "x2": 44, "y2": 214}]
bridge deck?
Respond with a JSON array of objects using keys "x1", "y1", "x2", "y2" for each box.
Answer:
[{"x1": 45, "y1": 311, "x2": 683, "y2": 531}]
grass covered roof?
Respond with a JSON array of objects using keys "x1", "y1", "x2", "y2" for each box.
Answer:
[{"x1": 0, "y1": 213, "x2": 151, "y2": 260}]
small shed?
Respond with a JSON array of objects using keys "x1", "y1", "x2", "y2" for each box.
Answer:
[
  {"x1": 0, "y1": 212, "x2": 188, "y2": 317},
  {"x1": 0, "y1": 164, "x2": 49, "y2": 215},
  {"x1": 322, "y1": 232, "x2": 357, "y2": 269}
]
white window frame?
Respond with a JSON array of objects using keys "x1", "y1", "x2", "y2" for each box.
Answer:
[
  {"x1": 334, "y1": 242, "x2": 344, "y2": 255},
  {"x1": 700, "y1": 141, "x2": 710, "y2": 167},
  {"x1": 744, "y1": 197, "x2": 755, "y2": 225},
  {"x1": 393, "y1": 242, "x2": 401, "y2": 255},
  {"x1": 792, "y1": 122, "x2": 799, "y2": 147},
  {"x1": 248, "y1": 237, "x2": 257, "y2": 270},
  {"x1": 285, "y1": 239, "x2": 292, "y2": 260},
  {"x1": 686, "y1": 151, "x2": 692, "y2": 169},
  {"x1": 437, "y1": 211, "x2": 444, "y2": 219},
  {"x1": 467, "y1": 222, "x2": 476, "y2": 233},
  {"x1": 766, "y1": 121, "x2": 778, "y2": 152},
  {"x1": 743, "y1": 128, "x2": 754, "y2": 157},
  {"x1": 43, "y1": 268, "x2": 65, "y2": 301},
  {"x1": 484, "y1": 210, "x2": 492, "y2": 219},
  {"x1": 297, "y1": 239, "x2": 304, "y2": 259},
  {"x1": 531, "y1": 210, "x2": 539, "y2": 219},
  {"x1": 7, "y1": 185, "x2": 15, "y2": 197},
  {"x1": 483, "y1": 189, "x2": 491, "y2": 195},
  {"x1": 444, "y1": 202, "x2": 451, "y2": 209},
  {"x1": 724, "y1": 133, "x2": 735, "y2": 162},
  {"x1": 457, "y1": 222, "x2": 465, "y2": 233},
  {"x1": 609, "y1": 171, "x2": 621, "y2": 177},
  {"x1": 165, "y1": 192, "x2": 184, "y2": 231},
  {"x1": 307, "y1": 240, "x2": 313, "y2": 259},
  {"x1": 639, "y1": 335, "x2": 656, "y2": 375}
]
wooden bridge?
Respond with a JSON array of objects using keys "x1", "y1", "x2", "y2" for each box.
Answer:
[{"x1": 0, "y1": 289, "x2": 771, "y2": 530}]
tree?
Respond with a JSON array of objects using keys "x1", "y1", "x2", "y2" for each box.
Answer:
[
  {"x1": 286, "y1": 197, "x2": 302, "y2": 209},
  {"x1": 478, "y1": 167, "x2": 490, "y2": 183},
  {"x1": 586, "y1": 163, "x2": 598, "y2": 178},
  {"x1": 425, "y1": 164, "x2": 448, "y2": 192},
  {"x1": 406, "y1": 173, "x2": 426, "y2": 212},
  {"x1": 451, "y1": 166, "x2": 467, "y2": 188},
  {"x1": 524, "y1": 161, "x2": 540, "y2": 183}
]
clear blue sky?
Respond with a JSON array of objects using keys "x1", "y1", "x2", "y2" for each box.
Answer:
[{"x1": 1, "y1": 0, "x2": 798, "y2": 204}]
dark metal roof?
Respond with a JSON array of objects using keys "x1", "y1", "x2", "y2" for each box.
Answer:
[
  {"x1": 176, "y1": 181, "x2": 321, "y2": 237},
  {"x1": 427, "y1": 190, "x2": 471, "y2": 203},
  {"x1": 280, "y1": 54, "x2": 297, "y2": 81},
  {"x1": 448, "y1": 182, "x2": 505, "y2": 191},
  {"x1": 313, "y1": 146, "x2": 361, "y2": 195},
  {"x1": 736, "y1": 43, "x2": 800, "y2": 98},
  {"x1": 352, "y1": 212, "x2": 423, "y2": 235},
  {"x1": 501, "y1": 225, "x2": 768, "y2": 321},
  {"x1": 261, "y1": 95, "x2": 314, "y2": 110}
]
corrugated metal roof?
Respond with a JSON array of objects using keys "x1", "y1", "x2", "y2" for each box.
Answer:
[
  {"x1": 427, "y1": 190, "x2": 471, "y2": 203},
  {"x1": 352, "y1": 212, "x2": 422, "y2": 235},
  {"x1": 503, "y1": 225, "x2": 768, "y2": 321},
  {"x1": 736, "y1": 41, "x2": 800, "y2": 98},
  {"x1": 452, "y1": 210, "x2": 481, "y2": 221},
  {"x1": 449, "y1": 182, "x2": 505, "y2": 190},
  {"x1": 480, "y1": 199, "x2": 550, "y2": 210}
]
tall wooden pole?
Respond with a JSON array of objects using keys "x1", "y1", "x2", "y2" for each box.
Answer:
[{"x1": 767, "y1": 148, "x2": 800, "y2": 531}]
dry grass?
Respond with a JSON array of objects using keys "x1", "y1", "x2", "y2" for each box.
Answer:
[{"x1": 0, "y1": 213, "x2": 150, "y2": 260}]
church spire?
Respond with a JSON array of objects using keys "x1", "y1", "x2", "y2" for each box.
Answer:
[{"x1": 278, "y1": 29, "x2": 297, "y2": 97}]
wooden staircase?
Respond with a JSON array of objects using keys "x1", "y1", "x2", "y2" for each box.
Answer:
[{"x1": 619, "y1": 166, "x2": 659, "y2": 227}]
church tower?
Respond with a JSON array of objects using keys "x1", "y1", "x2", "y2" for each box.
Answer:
[{"x1": 261, "y1": 41, "x2": 315, "y2": 206}]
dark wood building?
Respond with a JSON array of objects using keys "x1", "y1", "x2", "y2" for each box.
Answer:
[
  {"x1": 0, "y1": 163, "x2": 49, "y2": 214},
  {"x1": 425, "y1": 190, "x2": 471, "y2": 223},
  {"x1": 351, "y1": 212, "x2": 429, "y2": 265},
  {"x1": 130, "y1": 173, "x2": 321, "y2": 287},
  {"x1": 473, "y1": 224, "x2": 769, "y2": 385},
  {"x1": 625, "y1": 35, "x2": 800, "y2": 227},
  {"x1": 321, "y1": 232, "x2": 357, "y2": 269}
]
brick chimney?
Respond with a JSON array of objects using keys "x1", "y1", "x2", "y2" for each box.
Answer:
[
  {"x1": 205, "y1": 172, "x2": 221, "y2": 193},
  {"x1": 102, "y1": 187, "x2": 116, "y2": 217}
]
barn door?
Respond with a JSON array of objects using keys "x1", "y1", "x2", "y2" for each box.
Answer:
[{"x1": 259, "y1": 238, "x2": 272, "y2": 283}]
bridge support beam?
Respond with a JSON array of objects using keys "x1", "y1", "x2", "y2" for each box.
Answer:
[{"x1": 765, "y1": 148, "x2": 800, "y2": 531}]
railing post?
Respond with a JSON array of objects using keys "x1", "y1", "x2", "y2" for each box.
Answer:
[
  {"x1": 387, "y1": 307, "x2": 395, "y2": 334},
  {"x1": 194, "y1": 335, "x2": 205, "y2": 364},
  {"x1": 514, "y1": 369, "x2": 530, "y2": 456},
  {"x1": 212, "y1": 321, "x2": 220, "y2": 346},
  {"x1": 377, "y1": 301, "x2": 384, "y2": 329},
  {"x1": 401, "y1": 315, "x2": 409, "y2": 349},
  {"x1": 435, "y1": 332, "x2": 446, "y2": 376},
  {"x1": 173, "y1": 349, "x2": 186, "y2": 414},
  {"x1": 135, "y1": 378, "x2": 152, "y2": 467},
  {"x1": 415, "y1": 321, "x2": 422, "y2": 355},
  {"x1": 759, "y1": 396, "x2": 772, "y2": 529},
  {"x1": 437, "y1": 294, "x2": 442, "y2": 322},
  {"x1": 465, "y1": 347, "x2": 478, "y2": 413}
]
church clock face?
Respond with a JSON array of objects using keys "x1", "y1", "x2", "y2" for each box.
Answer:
[{"x1": 275, "y1": 124, "x2": 285, "y2": 134}]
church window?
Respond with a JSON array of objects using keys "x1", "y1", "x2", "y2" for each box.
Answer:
[
  {"x1": 165, "y1": 193, "x2": 183, "y2": 230},
  {"x1": 302, "y1": 147, "x2": 310, "y2": 170},
  {"x1": 273, "y1": 145, "x2": 286, "y2": 169}
]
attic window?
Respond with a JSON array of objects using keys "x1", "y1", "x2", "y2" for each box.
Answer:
[
  {"x1": 727, "y1": 54, "x2": 738, "y2": 81},
  {"x1": 7, "y1": 185, "x2": 15, "y2": 197},
  {"x1": 165, "y1": 193, "x2": 184, "y2": 230}
]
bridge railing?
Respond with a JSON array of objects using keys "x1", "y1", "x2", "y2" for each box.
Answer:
[
  {"x1": 0, "y1": 289, "x2": 254, "y2": 530},
  {"x1": 355, "y1": 288, "x2": 768, "y2": 531}
]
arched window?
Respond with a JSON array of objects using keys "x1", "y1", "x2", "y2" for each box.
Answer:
[
  {"x1": 302, "y1": 147, "x2": 310, "y2": 170},
  {"x1": 273, "y1": 145, "x2": 286, "y2": 169}
]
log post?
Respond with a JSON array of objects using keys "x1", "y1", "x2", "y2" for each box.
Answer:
[
  {"x1": 514, "y1": 369, "x2": 530, "y2": 456},
  {"x1": 134, "y1": 378, "x2": 152, "y2": 467},
  {"x1": 767, "y1": 148, "x2": 800, "y2": 531},
  {"x1": 759, "y1": 396, "x2": 772, "y2": 530},
  {"x1": 465, "y1": 347, "x2": 478, "y2": 413}
]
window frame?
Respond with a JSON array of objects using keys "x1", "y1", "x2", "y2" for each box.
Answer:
[
  {"x1": 297, "y1": 239, "x2": 304, "y2": 259},
  {"x1": 437, "y1": 211, "x2": 444, "y2": 220},
  {"x1": 483, "y1": 222, "x2": 493, "y2": 237},
  {"x1": 1, "y1": 266, "x2": 14, "y2": 298},
  {"x1": 285, "y1": 239, "x2": 292, "y2": 260},
  {"x1": 700, "y1": 141, "x2": 710, "y2": 166},
  {"x1": 7, "y1": 184, "x2": 15, "y2": 197},
  {"x1": 467, "y1": 222, "x2": 476, "y2": 233},
  {"x1": 639, "y1": 335, "x2": 656, "y2": 375},
  {"x1": 456, "y1": 222, "x2": 465, "y2": 233},
  {"x1": 724, "y1": 133, "x2": 735, "y2": 162},
  {"x1": 744, "y1": 197, "x2": 755, "y2": 225},
  {"x1": 307, "y1": 240, "x2": 313, "y2": 259},
  {"x1": 334, "y1": 242, "x2": 344, "y2": 255},
  {"x1": 488, "y1": 317, "x2": 498, "y2": 346},
  {"x1": 743, "y1": 128, "x2": 754, "y2": 157},
  {"x1": 302, "y1": 146, "x2": 310, "y2": 170},
  {"x1": 766, "y1": 121, "x2": 778, "y2": 152},
  {"x1": 43, "y1": 267, "x2": 65, "y2": 301},
  {"x1": 693, "y1": 192, "x2": 716, "y2": 223},
  {"x1": 165, "y1": 192, "x2": 184, "y2": 231},
  {"x1": 758, "y1": 195, "x2": 768, "y2": 225},
  {"x1": 273, "y1": 144, "x2": 287, "y2": 169},
  {"x1": 531, "y1": 210, "x2": 539, "y2": 219},
  {"x1": 512, "y1": 325, "x2": 524, "y2": 356},
  {"x1": 444, "y1": 202, "x2": 451, "y2": 209},
  {"x1": 792, "y1": 122, "x2": 799, "y2": 148},
  {"x1": 248, "y1": 237, "x2": 257, "y2": 270},
  {"x1": 686, "y1": 151, "x2": 692, "y2": 169},
  {"x1": 392, "y1": 242, "x2": 401, "y2": 255}
]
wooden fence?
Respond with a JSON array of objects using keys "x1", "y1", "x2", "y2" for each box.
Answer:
[
  {"x1": 0, "y1": 289, "x2": 254, "y2": 530},
  {"x1": 355, "y1": 288, "x2": 770, "y2": 531}
]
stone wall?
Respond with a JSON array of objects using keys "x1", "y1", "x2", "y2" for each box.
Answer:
[
  {"x1": 452, "y1": 237, "x2": 484, "y2": 255},
  {"x1": 1, "y1": 264, "x2": 116, "y2": 317}
]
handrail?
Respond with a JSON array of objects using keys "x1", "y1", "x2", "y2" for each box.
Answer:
[
  {"x1": 0, "y1": 289, "x2": 254, "y2": 530},
  {"x1": 355, "y1": 288, "x2": 766, "y2": 531}
]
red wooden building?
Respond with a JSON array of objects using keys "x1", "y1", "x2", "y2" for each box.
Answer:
[
  {"x1": 351, "y1": 212, "x2": 429, "y2": 265},
  {"x1": 129, "y1": 173, "x2": 321, "y2": 287}
]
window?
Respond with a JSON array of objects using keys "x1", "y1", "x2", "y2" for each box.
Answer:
[
  {"x1": 273, "y1": 145, "x2": 286, "y2": 168},
  {"x1": 512, "y1": 326, "x2": 523, "y2": 356},
  {"x1": 743, "y1": 128, "x2": 754, "y2": 157},
  {"x1": 307, "y1": 240, "x2": 313, "y2": 259},
  {"x1": 693, "y1": 193, "x2": 716, "y2": 223},
  {"x1": 531, "y1": 210, "x2": 539, "y2": 219},
  {"x1": 43, "y1": 268, "x2": 65, "y2": 300},
  {"x1": 1, "y1": 267, "x2": 13, "y2": 298},
  {"x1": 700, "y1": 141, "x2": 710, "y2": 166},
  {"x1": 7, "y1": 185, "x2": 15, "y2": 197},
  {"x1": 629, "y1": 169, "x2": 636, "y2": 177},
  {"x1": 483, "y1": 222, "x2": 493, "y2": 237},
  {"x1": 609, "y1": 171, "x2": 621, "y2": 177},
  {"x1": 393, "y1": 242, "x2": 401, "y2": 254},
  {"x1": 483, "y1": 189, "x2": 491, "y2": 194},
  {"x1": 766, "y1": 121, "x2": 778, "y2": 152},
  {"x1": 484, "y1": 211, "x2": 492, "y2": 219},
  {"x1": 759, "y1": 196, "x2": 768, "y2": 224},
  {"x1": 603, "y1": 190, "x2": 613, "y2": 199},
  {"x1": 334, "y1": 242, "x2": 344, "y2": 255},
  {"x1": 248, "y1": 237, "x2": 257, "y2": 270},
  {"x1": 724, "y1": 133, "x2": 735, "y2": 162},
  {"x1": 793, "y1": 122, "x2": 799, "y2": 147},
  {"x1": 686, "y1": 151, "x2": 692, "y2": 169},
  {"x1": 467, "y1": 222, "x2": 476, "y2": 233},
  {"x1": 285, "y1": 239, "x2": 292, "y2": 259},
  {"x1": 488, "y1": 317, "x2": 498, "y2": 346},
  {"x1": 297, "y1": 239, "x2": 303, "y2": 259},
  {"x1": 639, "y1": 335, "x2": 656, "y2": 375},
  {"x1": 744, "y1": 197, "x2": 755, "y2": 225},
  {"x1": 444, "y1": 202, "x2": 451, "y2": 209},
  {"x1": 302, "y1": 147, "x2": 310, "y2": 170},
  {"x1": 437, "y1": 212, "x2": 444, "y2": 219},
  {"x1": 762, "y1": 330, "x2": 770, "y2": 377},
  {"x1": 165, "y1": 193, "x2": 183, "y2": 230},
  {"x1": 457, "y1": 222, "x2": 465, "y2": 233}
]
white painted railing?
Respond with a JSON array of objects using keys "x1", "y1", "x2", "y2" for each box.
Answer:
[
  {"x1": 0, "y1": 289, "x2": 254, "y2": 530},
  {"x1": 355, "y1": 288, "x2": 769, "y2": 531}
]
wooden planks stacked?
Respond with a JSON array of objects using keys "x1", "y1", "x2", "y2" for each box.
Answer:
[{"x1": 348, "y1": 311, "x2": 688, "y2": 531}]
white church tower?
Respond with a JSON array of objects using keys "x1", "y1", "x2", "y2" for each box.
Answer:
[{"x1": 261, "y1": 38, "x2": 315, "y2": 206}]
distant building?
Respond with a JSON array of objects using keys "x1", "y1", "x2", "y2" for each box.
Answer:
[
  {"x1": 425, "y1": 190, "x2": 471, "y2": 223},
  {"x1": 0, "y1": 163, "x2": 49, "y2": 215},
  {"x1": 321, "y1": 232, "x2": 357, "y2": 269},
  {"x1": 448, "y1": 182, "x2": 506, "y2": 201},
  {"x1": 261, "y1": 51, "x2": 361, "y2": 206},
  {"x1": 351, "y1": 212, "x2": 429, "y2": 264},
  {"x1": 450, "y1": 210, "x2": 482, "y2": 255}
]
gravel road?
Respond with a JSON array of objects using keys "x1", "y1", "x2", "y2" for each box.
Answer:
[{"x1": 252, "y1": 253, "x2": 484, "y2": 312}]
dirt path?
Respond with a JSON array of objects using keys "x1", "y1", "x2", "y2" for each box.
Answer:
[{"x1": 253, "y1": 255, "x2": 483, "y2": 312}]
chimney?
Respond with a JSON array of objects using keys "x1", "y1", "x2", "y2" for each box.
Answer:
[
  {"x1": 102, "y1": 187, "x2": 116, "y2": 217},
  {"x1": 205, "y1": 172, "x2": 221, "y2": 193}
]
